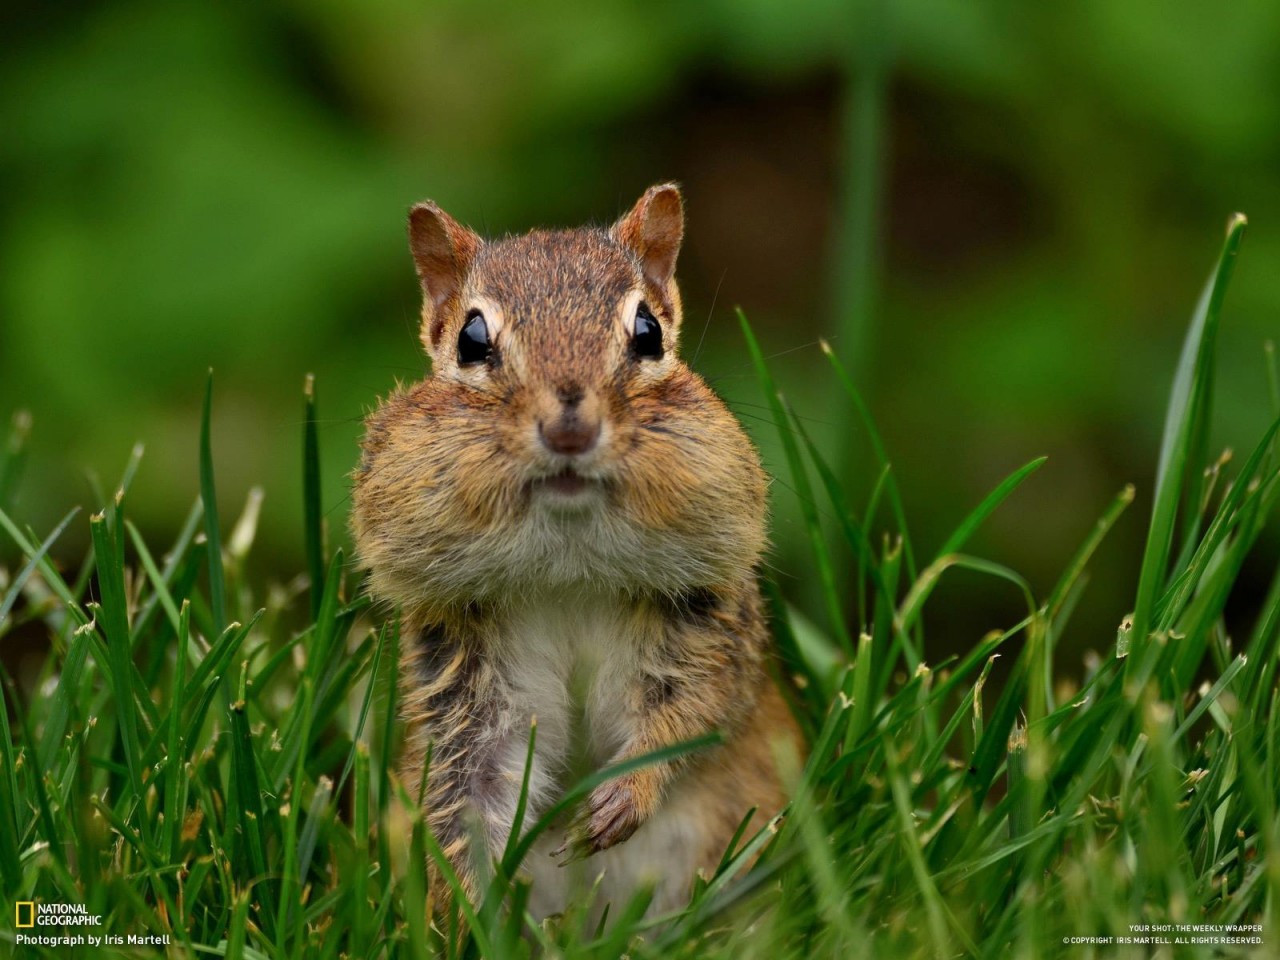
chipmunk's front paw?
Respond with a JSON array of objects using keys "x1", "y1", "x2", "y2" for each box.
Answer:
[{"x1": 552, "y1": 774, "x2": 653, "y2": 864}]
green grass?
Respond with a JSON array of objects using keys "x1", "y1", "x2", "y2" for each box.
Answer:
[{"x1": 1, "y1": 214, "x2": 1278, "y2": 958}]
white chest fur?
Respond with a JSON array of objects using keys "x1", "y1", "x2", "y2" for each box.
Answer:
[
  {"x1": 479, "y1": 594, "x2": 701, "y2": 918},
  {"x1": 493, "y1": 593, "x2": 642, "y2": 793}
]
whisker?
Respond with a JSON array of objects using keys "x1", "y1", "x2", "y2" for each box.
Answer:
[
  {"x1": 761, "y1": 472, "x2": 847, "y2": 532},
  {"x1": 703, "y1": 339, "x2": 829, "y2": 386},
  {"x1": 726, "y1": 400, "x2": 842, "y2": 429},
  {"x1": 720, "y1": 409, "x2": 811, "y2": 437},
  {"x1": 293, "y1": 417, "x2": 368, "y2": 427},
  {"x1": 690, "y1": 269, "x2": 728, "y2": 370}
]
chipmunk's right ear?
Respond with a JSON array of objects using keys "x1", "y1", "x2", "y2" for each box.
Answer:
[
  {"x1": 408, "y1": 201, "x2": 482, "y2": 355},
  {"x1": 613, "y1": 184, "x2": 684, "y2": 293}
]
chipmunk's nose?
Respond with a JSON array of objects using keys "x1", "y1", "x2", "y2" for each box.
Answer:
[
  {"x1": 540, "y1": 422, "x2": 599, "y2": 457},
  {"x1": 538, "y1": 384, "x2": 601, "y2": 456}
]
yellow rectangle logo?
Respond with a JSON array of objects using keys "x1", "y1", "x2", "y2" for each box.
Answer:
[{"x1": 15, "y1": 902, "x2": 35, "y2": 927}]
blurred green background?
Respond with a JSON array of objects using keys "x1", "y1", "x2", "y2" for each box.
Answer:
[{"x1": 2, "y1": 0, "x2": 1278, "y2": 662}]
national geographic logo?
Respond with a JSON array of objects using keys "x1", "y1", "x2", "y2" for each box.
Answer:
[{"x1": 11, "y1": 900, "x2": 103, "y2": 927}]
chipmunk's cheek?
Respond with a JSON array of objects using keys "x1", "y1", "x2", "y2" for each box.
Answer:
[
  {"x1": 450, "y1": 436, "x2": 522, "y2": 530},
  {"x1": 618, "y1": 458, "x2": 697, "y2": 530}
]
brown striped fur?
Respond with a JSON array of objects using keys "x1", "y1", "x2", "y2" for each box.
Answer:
[{"x1": 352, "y1": 185, "x2": 802, "y2": 920}]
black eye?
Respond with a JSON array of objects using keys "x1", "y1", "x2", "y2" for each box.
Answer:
[
  {"x1": 632, "y1": 303, "x2": 663, "y2": 360},
  {"x1": 457, "y1": 310, "x2": 491, "y2": 366}
]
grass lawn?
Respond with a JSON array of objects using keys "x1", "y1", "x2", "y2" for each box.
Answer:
[{"x1": 1, "y1": 214, "x2": 1278, "y2": 958}]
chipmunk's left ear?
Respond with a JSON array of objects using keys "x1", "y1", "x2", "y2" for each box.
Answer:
[
  {"x1": 613, "y1": 183, "x2": 684, "y2": 290},
  {"x1": 408, "y1": 200, "x2": 483, "y2": 357}
]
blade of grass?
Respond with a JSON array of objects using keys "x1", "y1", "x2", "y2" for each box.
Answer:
[
  {"x1": 0, "y1": 411, "x2": 31, "y2": 514},
  {"x1": 1173, "y1": 654, "x2": 1248, "y2": 743},
  {"x1": 276, "y1": 671, "x2": 316, "y2": 951},
  {"x1": 789, "y1": 406, "x2": 892, "y2": 629},
  {"x1": 498, "y1": 720, "x2": 538, "y2": 876},
  {"x1": 1047, "y1": 485, "x2": 1135, "y2": 623},
  {"x1": 224, "y1": 889, "x2": 253, "y2": 960},
  {"x1": 0, "y1": 506, "x2": 79, "y2": 632},
  {"x1": 350, "y1": 744, "x2": 371, "y2": 956},
  {"x1": 290, "y1": 774, "x2": 334, "y2": 951},
  {"x1": 1246, "y1": 562, "x2": 1280, "y2": 708},
  {"x1": 1130, "y1": 214, "x2": 1246, "y2": 675},
  {"x1": 739, "y1": 311, "x2": 853, "y2": 656},
  {"x1": 936, "y1": 456, "x2": 1047, "y2": 558},
  {"x1": 870, "y1": 533, "x2": 905, "y2": 697},
  {"x1": 89, "y1": 506, "x2": 146, "y2": 814},
  {"x1": 821, "y1": 339, "x2": 917, "y2": 579},
  {"x1": 131, "y1": 498, "x2": 203, "y2": 642},
  {"x1": 0, "y1": 504, "x2": 91, "y2": 626},
  {"x1": 896, "y1": 554, "x2": 1035, "y2": 640},
  {"x1": 125, "y1": 518, "x2": 183, "y2": 636},
  {"x1": 332, "y1": 623, "x2": 388, "y2": 798},
  {"x1": 2, "y1": 663, "x2": 65, "y2": 866},
  {"x1": 181, "y1": 614, "x2": 260, "y2": 708},
  {"x1": 162, "y1": 600, "x2": 190, "y2": 862},
  {"x1": 1157, "y1": 417, "x2": 1280, "y2": 635},
  {"x1": 229, "y1": 661, "x2": 278, "y2": 939},
  {"x1": 883, "y1": 730, "x2": 972, "y2": 956},
  {"x1": 201, "y1": 371, "x2": 227, "y2": 634},
  {"x1": 0, "y1": 667, "x2": 23, "y2": 894},
  {"x1": 846, "y1": 630, "x2": 874, "y2": 748},
  {"x1": 303, "y1": 373, "x2": 324, "y2": 621}
]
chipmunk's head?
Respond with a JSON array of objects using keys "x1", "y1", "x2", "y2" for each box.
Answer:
[
  {"x1": 354, "y1": 185, "x2": 765, "y2": 606},
  {"x1": 408, "y1": 184, "x2": 687, "y2": 501}
]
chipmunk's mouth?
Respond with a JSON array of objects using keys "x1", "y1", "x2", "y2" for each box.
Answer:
[{"x1": 530, "y1": 467, "x2": 604, "y2": 501}]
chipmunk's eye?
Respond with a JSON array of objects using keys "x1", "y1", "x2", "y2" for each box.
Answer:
[
  {"x1": 457, "y1": 311, "x2": 491, "y2": 366},
  {"x1": 631, "y1": 303, "x2": 663, "y2": 360}
]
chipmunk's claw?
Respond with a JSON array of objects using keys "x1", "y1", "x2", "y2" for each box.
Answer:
[
  {"x1": 551, "y1": 777, "x2": 642, "y2": 866},
  {"x1": 551, "y1": 841, "x2": 588, "y2": 866},
  {"x1": 550, "y1": 808, "x2": 594, "y2": 865},
  {"x1": 586, "y1": 778, "x2": 642, "y2": 850}
]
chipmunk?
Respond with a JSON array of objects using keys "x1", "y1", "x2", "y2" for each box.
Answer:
[{"x1": 352, "y1": 184, "x2": 800, "y2": 919}]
